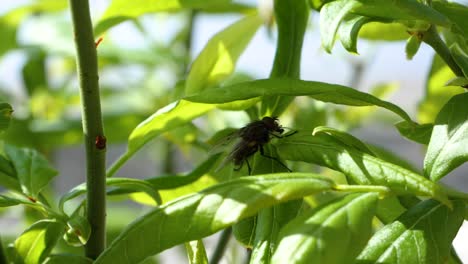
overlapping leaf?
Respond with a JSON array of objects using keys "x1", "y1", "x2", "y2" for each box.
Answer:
[
  {"x1": 276, "y1": 133, "x2": 450, "y2": 205},
  {"x1": 272, "y1": 193, "x2": 378, "y2": 264},
  {"x1": 424, "y1": 93, "x2": 468, "y2": 181},
  {"x1": 95, "y1": 174, "x2": 334, "y2": 263},
  {"x1": 185, "y1": 78, "x2": 414, "y2": 123},
  {"x1": 356, "y1": 199, "x2": 464, "y2": 264}
]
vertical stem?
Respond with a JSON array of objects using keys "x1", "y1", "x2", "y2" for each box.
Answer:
[
  {"x1": 69, "y1": 0, "x2": 106, "y2": 259},
  {"x1": 0, "y1": 235, "x2": 7, "y2": 263},
  {"x1": 210, "y1": 228, "x2": 232, "y2": 264}
]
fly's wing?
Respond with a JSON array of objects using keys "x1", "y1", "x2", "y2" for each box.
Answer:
[
  {"x1": 215, "y1": 139, "x2": 246, "y2": 172},
  {"x1": 207, "y1": 127, "x2": 240, "y2": 155}
]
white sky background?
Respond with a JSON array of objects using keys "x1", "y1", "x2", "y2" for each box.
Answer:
[{"x1": 1, "y1": 0, "x2": 468, "y2": 262}]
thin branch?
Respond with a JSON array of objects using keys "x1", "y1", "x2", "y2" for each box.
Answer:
[
  {"x1": 210, "y1": 228, "x2": 232, "y2": 264},
  {"x1": 69, "y1": 0, "x2": 106, "y2": 259}
]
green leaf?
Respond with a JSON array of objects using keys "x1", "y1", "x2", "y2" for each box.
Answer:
[
  {"x1": 59, "y1": 177, "x2": 162, "y2": 213},
  {"x1": 0, "y1": 103, "x2": 13, "y2": 133},
  {"x1": 0, "y1": 194, "x2": 22, "y2": 207},
  {"x1": 232, "y1": 216, "x2": 256, "y2": 248},
  {"x1": 405, "y1": 34, "x2": 422, "y2": 60},
  {"x1": 261, "y1": 0, "x2": 309, "y2": 116},
  {"x1": 95, "y1": 0, "x2": 239, "y2": 35},
  {"x1": 22, "y1": 47, "x2": 48, "y2": 96},
  {"x1": 338, "y1": 15, "x2": 370, "y2": 53},
  {"x1": 356, "y1": 199, "x2": 464, "y2": 264},
  {"x1": 122, "y1": 101, "x2": 215, "y2": 167},
  {"x1": 313, "y1": 126, "x2": 375, "y2": 155},
  {"x1": 272, "y1": 193, "x2": 378, "y2": 264},
  {"x1": 418, "y1": 54, "x2": 465, "y2": 123},
  {"x1": 276, "y1": 133, "x2": 450, "y2": 206},
  {"x1": 44, "y1": 254, "x2": 93, "y2": 264},
  {"x1": 13, "y1": 220, "x2": 66, "y2": 264},
  {"x1": 450, "y1": 43, "x2": 468, "y2": 78},
  {"x1": 432, "y1": 1, "x2": 468, "y2": 42},
  {"x1": 5, "y1": 145, "x2": 58, "y2": 199},
  {"x1": 424, "y1": 93, "x2": 468, "y2": 181},
  {"x1": 185, "y1": 14, "x2": 262, "y2": 95},
  {"x1": 446, "y1": 77, "x2": 468, "y2": 87},
  {"x1": 320, "y1": 0, "x2": 450, "y2": 52},
  {"x1": 396, "y1": 121, "x2": 433, "y2": 145},
  {"x1": 185, "y1": 240, "x2": 208, "y2": 264},
  {"x1": 95, "y1": 173, "x2": 334, "y2": 264},
  {"x1": 185, "y1": 78, "x2": 414, "y2": 124}
]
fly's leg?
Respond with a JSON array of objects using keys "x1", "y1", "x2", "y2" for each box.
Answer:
[
  {"x1": 245, "y1": 159, "x2": 252, "y2": 175},
  {"x1": 259, "y1": 145, "x2": 292, "y2": 172},
  {"x1": 270, "y1": 130, "x2": 298, "y2": 139}
]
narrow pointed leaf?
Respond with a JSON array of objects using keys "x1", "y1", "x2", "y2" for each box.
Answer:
[
  {"x1": 313, "y1": 126, "x2": 375, "y2": 155},
  {"x1": 13, "y1": 220, "x2": 65, "y2": 264},
  {"x1": 450, "y1": 44, "x2": 468, "y2": 77},
  {"x1": 185, "y1": 78, "x2": 414, "y2": 123},
  {"x1": 338, "y1": 15, "x2": 371, "y2": 53},
  {"x1": 424, "y1": 93, "x2": 468, "y2": 181},
  {"x1": 5, "y1": 145, "x2": 57, "y2": 199},
  {"x1": 396, "y1": 121, "x2": 433, "y2": 145},
  {"x1": 356, "y1": 199, "x2": 464, "y2": 264},
  {"x1": 95, "y1": 174, "x2": 334, "y2": 264},
  {"x1": 276, "y1": 133, "x2": 450, "y2": 206},
  {"x1": 320, "y1": 1, "x2": 357, "y2": 53},
  {"x1": 44, "y1": 255, "x2": 93, "y2": 264},
  {"x1": 185, "y1": 14, "x2": 262, "y2": 95},
  {"x1": 272, "y1": 193, "x2": 378, "y2": 264},
  {"x1": 127, "y1": 100, "x2": 215, "y2": 158}
]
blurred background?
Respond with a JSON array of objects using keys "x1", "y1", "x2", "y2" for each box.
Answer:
[{"x1": 0, "y1": 0, "x2": 467, "y2": 263}]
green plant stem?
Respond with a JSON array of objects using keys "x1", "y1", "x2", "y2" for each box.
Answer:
[
  {"x1": 443, "y1": 186, "x2": 468, "y2": 201},
  {"x1": 107, "y1": 151, "x2": 131, "y2": 177},
  {"x1": 69, "y1": 0, "x2": 106, "y2": 259},
  {"x1": 333, "y1": 184, "x2": 391, "y2": 195},
  {"x1": 210, "y1": 228, "x2": 232, "y2": 264},
  {"x1": 422, "y1": 25, "x2": 464, "y2": 77}
]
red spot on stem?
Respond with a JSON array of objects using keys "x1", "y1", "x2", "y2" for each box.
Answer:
[{"x1": 95, "y1": 135, "x2": 107, "y2": 150}]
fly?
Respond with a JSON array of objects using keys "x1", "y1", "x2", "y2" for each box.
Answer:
[{"x1": 216, "y1": 116, "x2": 296, "y2": 175}]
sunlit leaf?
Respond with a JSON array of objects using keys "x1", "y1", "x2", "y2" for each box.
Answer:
[
  {"x1": 338, "y1": 15, "x2": 370, "y2": 53},
  {"x1": 185, "y1": 240, "x2": 208, "y2": 264},
  {"x1": 359, "y1": 21, "x2": 408, "y2": 41},
  {"x1": 272, "y1": 193, "x2": 378, "y2": 264},
  {"x1": 405, "y1": 34, "x2": 422, "y2": 60},
  {"x1": 424, "y1": 93, "x2": 468, "y2": 181},
  {"x1": 5, "y1": 145, "x2": 58, "y2": 199},
  {"x1": 276, "y1": 133, "x2": 450, "y2": 206},
  {"x1": 185, "y1": 78, "x2": 414, "y2": 124},
  {"x1": 313, "y1": 126, "x2": 375, "y2": 155},
  {"x1": 95, "y1": 174, "x2": 334, "y2": 264},
  {"x1": 418, "y1": 54, "x2": 465, "y2": 123},
  {"x1": 356, "y1": 199, "x2": 464, "y2": 264},
  {"x1": 95, "y1": 0, "x2": 246, "y2": 35},
  {"x1": 13, "y1": 220, "x2": 66, "y2": 264},
  {"x1": 185, "y1": 14, "x2": 262, "y2": 95}
]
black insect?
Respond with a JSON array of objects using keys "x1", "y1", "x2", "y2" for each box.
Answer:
[{"x1": 218, "y1": 116, "x2": 296, "y2": 175}]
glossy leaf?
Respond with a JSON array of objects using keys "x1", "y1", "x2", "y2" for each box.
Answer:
[
  {"x1": 320, "y1": 0, "x2": 450, "y2": 52},
  {"x1": 4, "y1": 145, "x2": 58, "y2": 199},
  {"x1": 126, "y1": 100, "x2": 215, "y2": 160},
  {"x1": 95, "y1": 174, "x2": 334, "y2": 263},
  {"x1": 356, "y1": 199, "x2": 464, "y2": 264},
  {"x1": 276, "y1": 133, "x2": 450, "y2": 206},
  {"x1": 338, "y1": 15, "x2": 370, "y2": 53},
  {"x1": 59, "y1": 177, "x2": 161, "y2": 213},
  {"x1": 185, "y1": 14, "x2": 262, "y2": 95},
  {"x1": 396, "y1": 121, "x2": 433, "y2": 145},
  {"x1": 44, "y1": 255, "x2": 93, "y2": 264},
  {"x1": 13, "y1": 220, "x2": 65, "y2": 264},
  {"x1": 63, "y1": 215, "x2": 91, "y2": 247},
  {"x1": 313, "y1": 126, "x2": 375, "y2": 155},
  {"x1": 272, "y1": 193, "x2": 378, "y2": 264},
  {"x1": 185, "y1": 240, "x2": 208, "y2": 264},
  {"x1": 95, "y1": 0, "x2": 242, "y2": 35},
  {"x1": 185, "y1": 78, "x2": 414, "y2": 124},
  {"x1": 424, "y1": 93, "x2": 468, "y2": 181}
]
